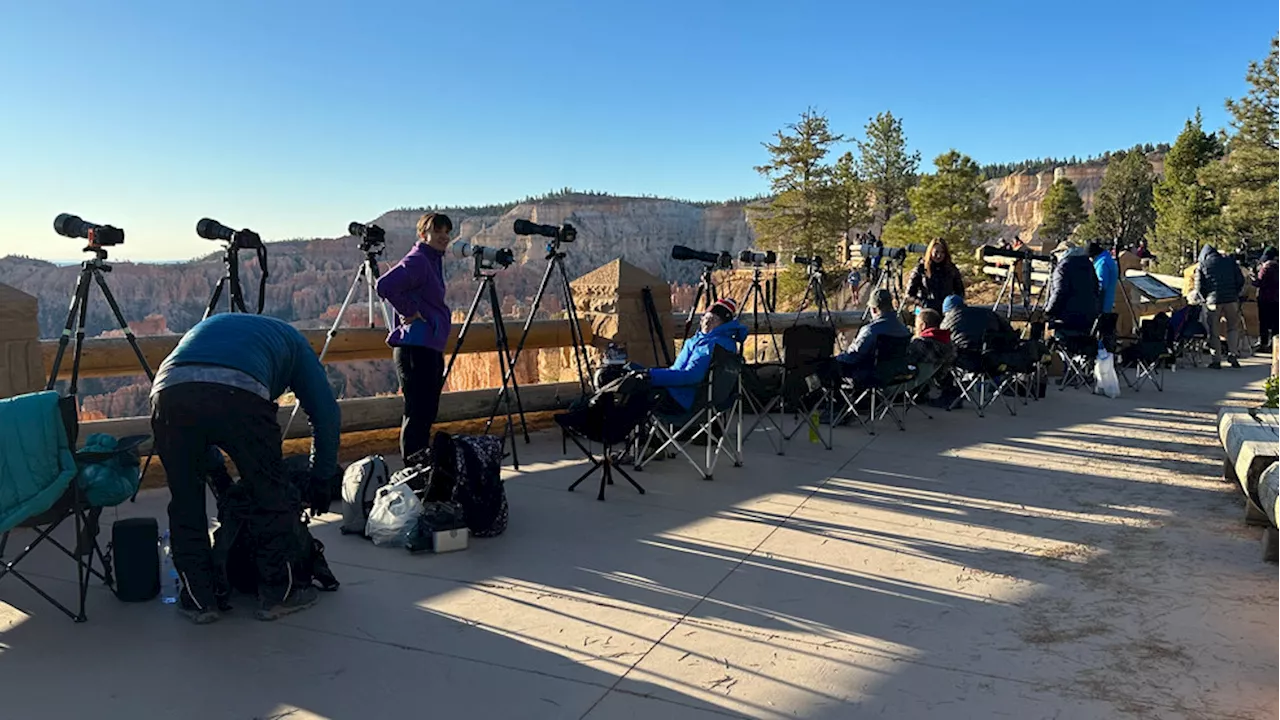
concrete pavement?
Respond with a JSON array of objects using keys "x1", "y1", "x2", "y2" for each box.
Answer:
[{"x1": 1, "y1": 358, "x2": 1275, "y2": 719}]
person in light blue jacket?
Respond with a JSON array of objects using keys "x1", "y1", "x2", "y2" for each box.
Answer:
[
  {"x1": 647, "y1": 298, "x2": 747, "y2": 413},
  {"x1": 1089, "y1": 241, "x2": 1119, "y2": 313}
]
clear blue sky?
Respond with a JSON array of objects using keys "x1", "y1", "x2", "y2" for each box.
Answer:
[{"x1": 1, "y1": 0, "x2": 1274, "y2": 261}]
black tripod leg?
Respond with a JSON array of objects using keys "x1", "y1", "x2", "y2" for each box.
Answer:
[
  {"x1": 67, "y1": 271, "x2": 93, "y2": 398},
  {"x1": 486, "y1": 256, "x2": 558, "y2": 432},
  {"x1": 490, "y1": 286, "x2": 531, "y2": 443},
  {"x1": 93, "y1": 271, "x2": 154, "y2": 380},
  {"x1": 684, "y1": 282, "x2": 706, "y2": 339},
  {"x1": 556, "y1": 259, "x2": 592, "y2": 393},
  {"x1": 47, "y1": 267, "x2": 92, "y2": 390},
  {"x1": 204, "y1": 276, "x2": 227, "y2": 320},
  {"x1": 444, "y1": 281, "x2": 487, "y2": 381}
]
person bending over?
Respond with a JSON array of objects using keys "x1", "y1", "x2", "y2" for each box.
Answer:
[
  {"x1": 1045, "y1": 242, "x2": 1101, "y2": 335},
  {"x1": 906, "y1": 238, "x2": 966, "y2": 314},
  {"x1": 644, "y1": 298, "x2": 747, "y2": 414},
  {"x1": 836, "y1": 289, "x2": 911, "y2": 384},
  {"x1": 150, "y1": 314, "x2": 340, "y2": 624},
  {"x1": 376, "y1": 212, "x2": 452, "y2": 462}
]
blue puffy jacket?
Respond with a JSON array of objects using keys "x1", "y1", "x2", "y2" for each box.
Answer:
[
  {"x1": 1093, "y1": 251, "x2": 1119, "y2": 313},
  {"x1": 649, "y1": 320, "x2": 747, "y2": 410}
]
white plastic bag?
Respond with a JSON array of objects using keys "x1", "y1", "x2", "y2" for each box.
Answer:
[
  {"x1": 365, "y1": 481, "x2": 423, "y2": 547},
  {"x1": 1093, "y1": 348, "x2": 1121, "y2": 399}
]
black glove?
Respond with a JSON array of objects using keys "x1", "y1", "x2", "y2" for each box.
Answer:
[{"x1": 304, "y1": 472, "x2": 336, "y2": 515}]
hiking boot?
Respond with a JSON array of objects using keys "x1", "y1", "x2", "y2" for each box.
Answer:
[
  {"x1": 178, "y1": 593, "x2": 221, "y2": 625},
  {"x1": 255, "y1": 585, "x2": 319, "y2": 622},
  {"x1": 1228, "y1": 355, "x2": 1241, "y2": 369}
]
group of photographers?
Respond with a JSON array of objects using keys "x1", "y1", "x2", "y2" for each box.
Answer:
[{"x1": 150, "y1": 213, "x2": 454, "y2": 623}]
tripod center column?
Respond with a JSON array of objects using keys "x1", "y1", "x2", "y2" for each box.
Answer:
[{"x1": 0, "y1": 283, "x2": 44, "y2": 399}]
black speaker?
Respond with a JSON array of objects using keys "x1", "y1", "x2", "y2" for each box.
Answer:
[{"x1": 112, "y1": 518, "x2": 159, "y2": 602}]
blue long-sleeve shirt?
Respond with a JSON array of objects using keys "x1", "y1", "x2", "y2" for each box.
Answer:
[
  {"x1": 153, "y1": 314, "x2": 340, "y2": 479},
  {"x1": 1093, "y1": 252, "x2": 1119, "y2": 313}
]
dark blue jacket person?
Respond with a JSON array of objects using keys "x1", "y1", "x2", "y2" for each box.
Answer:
[
  {"x1": 150, "y1": 313, "x2": 339, "y2": 624},
  {"x1": 649, "y1": 298, "x2": 747, "y2": 411}
]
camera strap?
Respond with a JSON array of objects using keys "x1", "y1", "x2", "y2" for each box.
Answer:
[{"x1": 254, "y1": 244, "x2": 269, "y2": 314}]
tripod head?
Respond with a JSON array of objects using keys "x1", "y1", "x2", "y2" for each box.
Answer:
[{"x1": 80, "y1": 244, "x2": 111, "y2": 266}]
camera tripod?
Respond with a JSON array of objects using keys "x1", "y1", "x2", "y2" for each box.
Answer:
[
  {"x1": 861, "y1": 258, "x2": 904, "y2": 321},
  {"x1": 683, "y1": 264, "x2": 720, "y2": 339},
  {"x1": 485, "y1": 239, "x2": 593, "y2": 441},
  {"x1": 739, "y1": 264, "x2": 780, "y2": 363},
  {"x1": 641, "y1": 286, "x2": 672, "y2": 367},
  {"x1": 283, "y1": 242, "x2": 394, "y2": 438},
  {"x1": 448, "y1": 255, "x2": 529, "y2": 469},
  {"x1": 203, "y1": 240, "x2": 268, "y2": 319},
  {"x1": 993, "y1": 252, "x2": 1035, "y2": 320},
  {"x1": 794, "y1": 264, "x2": 836, "y2": 329}
]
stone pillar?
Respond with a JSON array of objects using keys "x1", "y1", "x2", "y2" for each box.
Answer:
[
  {"x1": 0, "y1": 284, "x2": 44, "y2": 399},
  {"x1": 569, "y1": 259, "x2": 674, "y2": 370}
]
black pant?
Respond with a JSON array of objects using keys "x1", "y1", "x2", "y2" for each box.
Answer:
[
  {"x1": 1260, "y1": 301, "x2": 1278, "y2": 346},
  {"x1": 394, "y1": 345, "x2": 445, "y2": 462},
  {"x1": 151, "y1": 383, "x2": 300, "y2": 608}
]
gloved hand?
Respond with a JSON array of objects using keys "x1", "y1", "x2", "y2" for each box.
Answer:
[{"x1": 304, "y1": 471, "x2": 337, "y2": 515}]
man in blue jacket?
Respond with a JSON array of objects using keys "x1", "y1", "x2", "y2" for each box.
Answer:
[
  {"x1": 648, "y1": 298, "x2": 747, "y2": 413},
  {"x1": 1088, "y1": 241, "x2": 1119, "y2": 313},
  {"x1": 150, "y1": 313, "x2": 340, "y2": 624}
]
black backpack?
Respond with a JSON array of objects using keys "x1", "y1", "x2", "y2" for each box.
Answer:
[{"x1": 429, "y1": 433, "x2": 508, "y2": 538}]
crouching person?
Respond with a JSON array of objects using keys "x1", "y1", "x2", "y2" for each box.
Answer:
[{"x1": 150, "y1": 314, "x2": 340, "y2": 624}]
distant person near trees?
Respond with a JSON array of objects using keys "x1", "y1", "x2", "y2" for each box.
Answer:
[
  {"x1": 1193, "y1": 244, "x2": 1246, "y2": 369},
  {"x1": 1253, "y1": 247, "x2": 1278, "y2": 353},
  {"x1": 376, "y1": 212, "x2": 453, "y2": 462},
  {"x1": 906, "y1": 238, "x2": 966, "y2": 314}
]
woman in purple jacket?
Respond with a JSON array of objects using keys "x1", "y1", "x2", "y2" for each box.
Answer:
[{"x1": 376, "y1": 212, "x2": 452, "y2": 462}]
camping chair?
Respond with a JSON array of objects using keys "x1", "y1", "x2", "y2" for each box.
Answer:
[
  {"x1": 0, "y1": 391, "x2": 140, "y2": 622},
  {"x1": 739, "y1": 363, "x2": 785, "y2": 454},
  {"x1": 1119, "y1": 314, "x2": 1172, "y2": 392},
  {"x1": 778, "y1": 325, "x2": 839, "y2": 452},
  {"x1": 897, "y1": 361, "x2": 943, "y2": 421},
  {"x1": 836, "y1": 334, "x2": 916, "y2": 433},
  {"x1": 556, "y1": 374, "x2": 650, "y2": 501},
  {"x1": 635, "y1": 346, "x2": 744, "y2": 481},
  {"x1": 1168, "y1": 304, "x2": 1209, "y2": 369},
  {"x1": 1052, "y1": 313, "x2": 1117, "y2": 390}
]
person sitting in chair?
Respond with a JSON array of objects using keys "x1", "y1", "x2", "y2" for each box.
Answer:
[
  {"x1": 940, "y1": 295, "x2": 1016, "y2": 354},
  {"x1": 645, "y1": 298, "x2": 747, "y2": 414},
  {"x1": 836, "y1": 289, "x2": 911, "y2": 384},
  {"x1": 911, "y1": 308, "x2": 955, "y2": 366}
]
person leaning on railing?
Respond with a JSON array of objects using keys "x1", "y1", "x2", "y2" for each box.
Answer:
[{"x1": 375, "y1": 212, "x2": 453, "y2": 463}]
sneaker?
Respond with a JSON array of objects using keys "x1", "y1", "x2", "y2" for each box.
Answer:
[
  {"x1": 1228, "y1": 355, "x2": 1241, "y2": 369},
  {"x1": 254, "y1": 585, "x2": 319, "y2": 622}
]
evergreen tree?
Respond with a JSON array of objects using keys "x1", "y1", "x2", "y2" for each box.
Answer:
[
  {"x1": 1152, "y1": 110, "x2": 1224, "y2": 271},
  {"x1": 881, "y1": 150, "x2": 995, "y2": 258},
  {"x1": 1200, "y1": 36, "x2": 1278, "y2": 255},
  {"x1": 828, "y1": 151, "x2": 871, "y2": 245},
  {"x1": 1038, "y1": 178, "x2": 1086, "y2": 246},
  {"x1": 1076, "y1": 149, "x2": 1156, "y2": 250},
  {"x1": 857, "y1": 111, "x2": 921, "y2": 223},
  {"x1": 751, "y1": 109, "x2": 843, "y2": 258}
]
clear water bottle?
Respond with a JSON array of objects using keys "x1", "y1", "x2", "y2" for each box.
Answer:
[{"x1": 159, "y1": 530, "x2": 179, "y2": 605}]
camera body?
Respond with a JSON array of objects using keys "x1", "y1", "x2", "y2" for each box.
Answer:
[
  {"x1": 54, "y1": 213, "x2": 124, "y2": 247},
  {"x1": 738, "y1": 249, "x2": 777, "y2": 265},
  {"x1": 349, "y1": 221, "x2": 386, "y2": 252},
  {"x1": 197, "y1": 218, "x2": 262, "y2": 250},
  {"x1": 452, "y1": 240, "x2": 515, "y2": 269},
  {"x1": 672, "y1": 245, "x2": 733, "y2": 270}
]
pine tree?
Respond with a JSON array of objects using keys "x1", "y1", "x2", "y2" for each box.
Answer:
[
  {"x1": 881, "y1": 150, "x2": 995, "y2": 258},
  {"x1": 1200, "y1": 36, "x2": 1278, "y2": 255},
  {"x1": 751, "y1": 109, "x2": 843, "y2": 258},
  {"x1": 1152, "y1": 110, "x2": 1224, "y2": 271},
  {"x1": 1038, "y1": 178, "x2": 1086, "y2": 246},
  {"x1": 857, "y1": 111, "x2": 921, "y2": 224},
  {"x1": 1076, "y1": 149, "x2": 1156, "y2": 250},
  {"x1": 828, "y1": 151, "x2": 871, "y2": 245}
]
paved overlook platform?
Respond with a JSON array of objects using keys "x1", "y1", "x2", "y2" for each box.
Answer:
[{"x1": 1, "y1": 360, "x2": 1276, "y2": 720}]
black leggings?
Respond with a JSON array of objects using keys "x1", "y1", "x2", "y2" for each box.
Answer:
[{"x1": 394, "y1": 345, "x2": 445, "y2": 462}]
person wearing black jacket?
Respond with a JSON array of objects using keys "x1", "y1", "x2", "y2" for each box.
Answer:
[
  {"x1": 1045, "y1": 244, "x2": 1101, "y2": 334},
  {"x1": 1195, "y1": 244, "x2": 1246, "y2": 368},
  {"x1": 906, "y1": 238, "x2": 966, "y2": 314},
  {"x1": 941, "y1": 295, "x2": 1016, "y2": 353},
  {"x1": 1254, "y1": 247, "x2": 1278, "y2": 353}
]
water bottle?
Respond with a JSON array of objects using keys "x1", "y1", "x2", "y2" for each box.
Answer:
[{"x1": 159, "y1": 530, "x2": 179, "y2": 605}]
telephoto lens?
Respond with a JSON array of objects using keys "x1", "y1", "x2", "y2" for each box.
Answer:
[
  {"x1": 671, "y1": 245, "x2": 733, "y2": 268},
  {"x1": 54, "y1": 213, "x2": 125, "y2": 246},
  {"x1": 198, "y1": 218, "x2": 262, "y2": 249},
  {"x1": 738, "y1": 249, "x2": 777, "y2": 265},
  {"x1": 793, "y1": 255, "x2": 823, "y2": 267},
  {"x1": 513, "y1": 219, "x2": 577, "y2": 243},
  {"x1": 348, "y1": 221, "x2": 386, "y2": 241},
  {"x1": 452, "y1": 240, "x2": 515, "y2": 268},
  {"x1": 903, "y1": 243, "x2": 930, "y2": 255}
]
